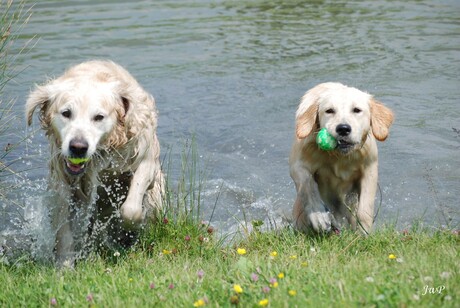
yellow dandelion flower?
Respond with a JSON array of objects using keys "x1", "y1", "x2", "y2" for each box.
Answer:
[
  {"x1": 163, "y1": 249, "x2": 172, "y2": 255},
  {"x1": 233, "y1": 284, "x2": 243, "y2": 294},
  {"x1": 301, "y1": 261, "x2": 308, "y2": 267},
  {"x1": 278, "y1": 272, "x2": 285, "y2": 279},
  {"x1": 270, "y1": 281, "x2": 279, "y2": 288},
  {"x1": 258, "y1": 299, "x2": 269, "y2": 307},
  {"x1": 237, "y1": 248, "x2": 247, "y2": 255},
  {"x1": 270, "y1": 251, "x2": 277, "y2": 257},
  {"x1": 193, "y1": 299, "x2": 206, "y2": 307},
  {"x1": 388, "y1": 254, "x2": 397, "y2": 260},
  {"x1": 289, "y1": 255, "x2": 297, "y2": 260},
  {"x1": 288, "y1": 290, "x2": 297, "y2": 296}
]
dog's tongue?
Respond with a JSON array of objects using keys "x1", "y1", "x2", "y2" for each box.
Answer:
[{"x1": 66, "y1": 161, "x2": 84, "y2": 173}]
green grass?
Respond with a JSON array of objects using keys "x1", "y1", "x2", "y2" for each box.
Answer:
[{"x1": 0, "y1": 215, "x2": 458, "y2": 307}]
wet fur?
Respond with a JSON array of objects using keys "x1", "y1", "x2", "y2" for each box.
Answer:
[
  {"x1": 289, "y1": 82, "x2": 394, "y2": 234},
  {"x1": 26, "y1": 60, "x2": 164, "y2": 266}
]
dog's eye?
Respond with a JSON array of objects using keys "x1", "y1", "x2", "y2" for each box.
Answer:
[
  {"x1": 353, "y1": 108, "x2": 362, "y2": 113},
  {"x1": 325, "y1": 108, "x2": 335, "y2": 114},
  {"x1": 94, "y1": 114, "x2": 105, "y2": 122},
  {"x1": 61, "y1": 109, "x2": 71, "y2": 118}
]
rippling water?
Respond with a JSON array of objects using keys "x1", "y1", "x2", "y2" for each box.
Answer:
[{"x1": 1, "y1": 0, "x2": 459, "y2": 256}]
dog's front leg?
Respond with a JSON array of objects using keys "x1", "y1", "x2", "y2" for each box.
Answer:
[
  {"x1": 120, "y1": 157, "x2": 161, "y2": 228},
  {"x1": 51, "y1": 195, "x2": 75, "y2": 267},
  {"x1": 52, "y1": 183, "x2": 95, "y2": 267},
  {"x1": 354, "y1": 161, "x2": 378, "y2": 234},
  {"x1": 290, "y1": 162, "x2": 336, "y2": 233}
]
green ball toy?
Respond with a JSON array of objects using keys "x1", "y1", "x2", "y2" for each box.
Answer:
[
  {"x1": 68, "y1": 157, "x2": 90, "y2": 165},
  {"x1": 316, "y1": 128, "x2": 337, "y2": 151}
]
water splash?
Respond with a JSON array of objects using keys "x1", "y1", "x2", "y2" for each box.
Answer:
[{"x1": 0, "y1": 178, "x2": 54, "y2": 264}]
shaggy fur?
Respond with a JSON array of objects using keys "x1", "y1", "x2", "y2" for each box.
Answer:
[
  {"x1": 26, "y1": 60, "x2": 164, "y2": 266},
  {"x1": 289, "y1": 82, "x2": 393, "y2": 234}
]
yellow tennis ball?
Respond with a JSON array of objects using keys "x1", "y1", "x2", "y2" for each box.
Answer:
[{"x1": 68, "y1": 157, "x2": 89, "y2": 164}]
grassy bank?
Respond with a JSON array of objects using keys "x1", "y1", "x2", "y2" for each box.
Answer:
[{"x1": 0, "y1": 220, "x2": 458, "y2": 307}]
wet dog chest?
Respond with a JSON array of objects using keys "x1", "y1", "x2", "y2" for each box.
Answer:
[{"x1": 314, "y1": 164, "x2": 362, "y2": 193}]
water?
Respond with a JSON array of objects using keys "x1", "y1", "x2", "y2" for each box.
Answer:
[{"x1": 1, "y1": 0, "x2": 459, "y2": 258}]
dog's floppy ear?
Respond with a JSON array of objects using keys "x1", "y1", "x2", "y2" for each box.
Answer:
[
  {"x1": 370, "y1": 99, "x2": 394, "y2": 141},
  {"x1": 296, "y1": 103, "x2": 318, "y2": 139},
  {"x1": 106, "y1": 95, "x2": 130, "y2": 148},
  {"x1": 121, "y1": 96, "x2": 130, "y2": 116},
  {"x1": 295, "y1": 89, "x2": 320, "y2": 139},
  {"x1": 26, "y1": 85, "x2": 51, "y2": 128}
]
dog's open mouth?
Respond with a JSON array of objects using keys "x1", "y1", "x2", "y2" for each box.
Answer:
[
  {"x1": 337, "y1": 140, "x2": 356, "y2": 153},
  {"x1": 64, "y1": 158, "x2": 88, "y2": 175}
]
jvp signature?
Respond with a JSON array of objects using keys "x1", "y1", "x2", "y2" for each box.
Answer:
[{"x1": 422, "y1": 285, "x2": 446, "y2": 296}]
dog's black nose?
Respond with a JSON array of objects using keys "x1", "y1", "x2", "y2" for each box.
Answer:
[
  {"x1": 69, "y1": 139, "x2": 89, "y2": 157},
  {"x1": 336, "y1": 124, "x2": 352, "y2": 136}
]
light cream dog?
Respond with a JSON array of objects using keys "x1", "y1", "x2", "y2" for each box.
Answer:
[
  {"x1": 26, "y1": 60, "x2": 164, "y2": 265},
  {"x1": 289, "y1": 82, "x2": 394, "y2": 234}
]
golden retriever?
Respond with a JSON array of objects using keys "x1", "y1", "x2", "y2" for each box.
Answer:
[
  {"x1": 26, "y1": 60, "x2": 164, "y2": 266},
  {"x1": 289, "y1": 82, "x2": 394, "y2": 234}
]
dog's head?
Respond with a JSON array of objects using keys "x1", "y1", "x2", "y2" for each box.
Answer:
[
  {"x1": 295, "y1": 82, "x2": 394, "y2": 154},
  {"x1": 26, "y1": 62, "x2": 131, "y2": 176}
]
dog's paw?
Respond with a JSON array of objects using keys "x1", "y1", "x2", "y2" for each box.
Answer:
[
  {"x1": 55, "y1": 254, "x2": 76, "y2": 269},
  {"x1": 308, "y1": 211, "x2": 334, "y2": 233},
  {"x1": 120, "y1": 201, "x2": 144, "y2": 228}
]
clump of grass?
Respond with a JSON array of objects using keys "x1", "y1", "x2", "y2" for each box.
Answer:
[
  {"x1": 161, "y1": 136, "x2": 211, "y2": 225},
  {"x1": 138, "y1": 137, "x2": 221, "y2": 259}
]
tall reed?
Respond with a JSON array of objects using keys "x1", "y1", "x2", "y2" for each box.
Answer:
[{"x1": 0, "y1": 0, "x2": 32, "y2": 180}]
